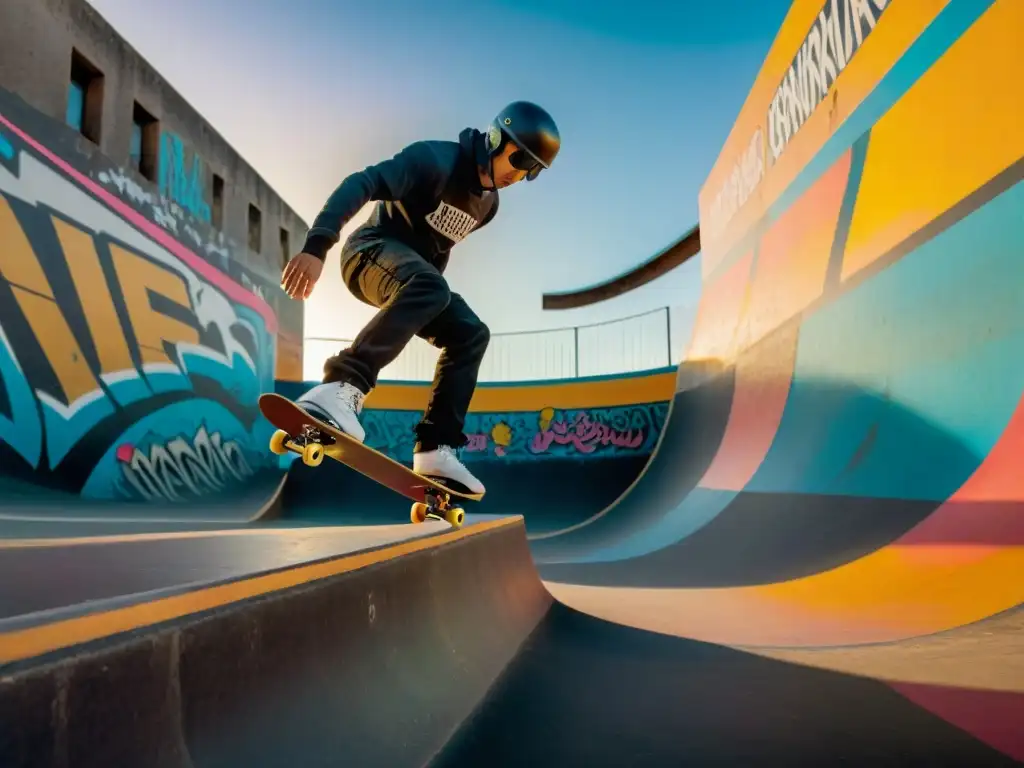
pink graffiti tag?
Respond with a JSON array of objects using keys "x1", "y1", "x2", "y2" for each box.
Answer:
[
  {"x1": 530, "y1": 412, "x2": 644, "y2": 455},
  {"x1": 465, "y1": 433, "x2": 489, "y2": 453}
]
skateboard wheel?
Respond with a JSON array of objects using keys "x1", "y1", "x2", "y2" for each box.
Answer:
[
  {"x1": 410, "y1": 502, "x2": 428, "y2": 524},
  {"x1": 446, "y1": 506, "x2": 465, "y2": 529},
  {"x1": 269, "y1": 430, "x2": 290, "y2": 455},
  {"x1": 302, "y1": 442, "x2": 324, "y2": 467}
]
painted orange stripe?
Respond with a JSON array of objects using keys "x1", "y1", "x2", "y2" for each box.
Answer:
[
  {"x1": 842, "y1": 0, "x2": 1024, "y2": 280},
  {"x1": 702, "y1": 2, "x2": 951, "y2": 274},
  {"x1": 688, "y1": 250, "x2": 754, "y2": 363},
  {"x1": 753, "y1": 2, "x2": 950, "y2": 252},
  {"x1": 694, "y1": 149, "x2": 847, "y2": 368},
  {"x1": 701, "y1": 321, "x2": 799, "y2": 491},
  {"x1": 553, "y1": 391, "x2": 1024, "y2": 647},
  {"x1": 747, "y1": 148, "x2": 850, "y2": 343},
  {"x1": 365, "y1": 372, "x2": 676, "y2": 412},
  {"x1": 897, "y1": 381, "x2": 1024, "y2": 553},
  {"x1": 700, "y1": 0, "x2": 827, "y2": 265},
  {"x1": 0, "y1": 517, "x2": 520, "y2": 665}
]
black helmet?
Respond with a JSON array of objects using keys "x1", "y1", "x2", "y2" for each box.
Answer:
[{"x1": 487, "y1": 101, "x2": 560, "y2": 181}]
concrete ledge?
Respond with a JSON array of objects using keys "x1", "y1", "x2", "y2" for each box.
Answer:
[{"x1": 0, "y1": 518, "x2": 552, "y2": 767}]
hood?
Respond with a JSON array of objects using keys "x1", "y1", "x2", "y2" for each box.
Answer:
[{"x1": 458, "y1": 127, "x2": 492, "y2": 193}]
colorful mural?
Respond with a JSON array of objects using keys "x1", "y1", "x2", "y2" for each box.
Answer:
[
  {"x1": 0, "y1": 89, "x2": 289, "y2": 503},
  {"x1": 536, "y1": 4, "x2": 1024, "y2": 762},
  {"x1": 360, "y1": 402, "x2": 668, "y2": 464}
]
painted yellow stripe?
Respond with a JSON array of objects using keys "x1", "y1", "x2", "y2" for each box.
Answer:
[
  {"x1": 701, "y1": 1, "x2": 951, "y2": 273},
  {"x1": 549, "y1": 543, "x2": 1024, "y2": 648},
  {"x1": 638, "y1": 546, "x2": 1024, "y2": 648},
  {"x1": 756, "y1": 1, "x2": 950, "y2": 244},
  {"x1": 553, "y1": 390, "x2": 1024, "y2": 648},
  {"x1": 365, "y1": 371, "x2": 676, "y2": 412},
  {"x1": 842, "y1": 0, "x2": 1024, "y2": 280},
  {"x1": 0, "y1": 517, "x2": 520, "y2": 665}
]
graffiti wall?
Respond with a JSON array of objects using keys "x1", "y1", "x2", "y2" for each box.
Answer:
[
  {"x1": 361, "y1": 403, "x2": 669, "y2": 465},
  {"x1": 0, "y1": 89, "x2": 286, "y2": 504},
  {"x1": 277, "y1": 373, "x2": 673, "y2": 531},
  {"x1": 101, "y1": 146, "x2": 305, "y2": 382},
  {"x1": 275, "y1": 371, "x2": 676, "y2": 467},
  {"x1": 158, "y1": 130, "x2": 211, "y2": 223}
]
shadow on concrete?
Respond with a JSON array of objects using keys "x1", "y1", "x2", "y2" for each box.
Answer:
[
  {"x1": 277, "y1": 452, "x2": 649, "y2": 535},
  {"x1": 430, "y1": 603, "x2": 1019, "y2": 767},
  {"x1": 532, "y1": 368, "x2": 985, "y2": 589}
]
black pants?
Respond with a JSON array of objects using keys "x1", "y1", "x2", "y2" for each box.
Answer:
[{"x1": 324, "y1": 238, "x2": 490, "y2": 451}]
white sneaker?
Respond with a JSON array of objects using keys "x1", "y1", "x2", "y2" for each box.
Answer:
[
  {"x1": 413, "y1": 446, "x2": 485, "y2": 495},
  {"x1": 296, "y1": 381, "x2": 366, "y2": 443}
]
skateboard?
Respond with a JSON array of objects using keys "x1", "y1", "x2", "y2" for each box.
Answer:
[{"x1": 258, "y1": 392, "x2": 483, "y2": 528}]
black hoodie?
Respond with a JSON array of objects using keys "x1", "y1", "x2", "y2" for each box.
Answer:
[{"x1": 301, "y1": 128, "x2": 500, "y2": 274}]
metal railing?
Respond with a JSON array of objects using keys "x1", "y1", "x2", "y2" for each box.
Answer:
[{"x1": 303, "y1": 303, "x2": 697, "y2": 383}]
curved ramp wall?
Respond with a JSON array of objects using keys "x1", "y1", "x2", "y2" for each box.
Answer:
[
  {"x1": 0, "y1": 88, "x2": 296, "y2": 516},
  {"x1": 537, "y1": 0, "x2": 1024, "y2": 648},
  {"x1": 276, "y1": 369, "x2": 675, "y2": 531}
]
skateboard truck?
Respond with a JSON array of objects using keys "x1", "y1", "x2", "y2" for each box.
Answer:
[
  {"x1": 269, "y1": 425, "x2": 333, "y2": 468},
  {"x1": 260, "y1": 393, "x2": 479, "y2": 530},
  {"x1": 410, "y1": 484, "x2": 465, "y2": 528}
]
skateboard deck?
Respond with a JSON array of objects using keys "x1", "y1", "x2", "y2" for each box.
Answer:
[{"x1": 258, "y1": 392, "x2": 483, "y2": 528}]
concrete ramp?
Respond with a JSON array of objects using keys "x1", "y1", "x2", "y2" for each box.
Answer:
[
  {"x1": 459, "y1": 2, "x2": 1023, "y2": 761},
  {"x1": 3, "y1": 519, "x2": 1018, "y2": 767},
  {"x1": 2, "y1": 1, "x2": 1023, "y2": 765},
  {"x1": 529, "y1": 0, "x2": 1024, "y2": 656},
  {"x1": 0, "y1": 520, "x2": 553, "y2": 767},
  {"x1": 431, "y1": 604, "x2": 1022, "y2": 767}
]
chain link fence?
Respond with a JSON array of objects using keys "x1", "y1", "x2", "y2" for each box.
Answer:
[{"x1": 303, "y1": 303, "x2": 697, "y2": 383}]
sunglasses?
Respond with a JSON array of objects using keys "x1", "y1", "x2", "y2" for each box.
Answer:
[{"x1": 508, "y1": 149, "x2": 544, "y2": 181}]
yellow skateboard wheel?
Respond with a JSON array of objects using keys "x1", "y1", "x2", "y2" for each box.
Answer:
[
  {"x1": 410, "y1": 502, "x2": 428, "y2": 524},
  {"x1": 446, "y1": 506, "x2": 465, "y2": 529},
  {"x1": 269, "y1": 430, "x2": 289, "y2": 455},
  {"x1": 302, "y1": 442, "x2": 324, "y2": 467}
]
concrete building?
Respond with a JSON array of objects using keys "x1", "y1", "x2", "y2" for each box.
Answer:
[{"x1": 0, "y1": 0, "x2": 309, "y2": 283}]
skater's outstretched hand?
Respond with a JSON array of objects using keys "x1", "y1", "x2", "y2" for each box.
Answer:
[{"x1": 281, "y1": 252, "x2": 324, "y2": 300}]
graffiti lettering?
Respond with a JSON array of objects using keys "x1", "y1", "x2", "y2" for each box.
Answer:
[
  {"x1": 767, "y1": 0, "x2": 889, "y2": 164},
  {"x1": 358, "y1": 403, "x2": 668, "y2": 462},
  {"x1": 465, "y1": 433, "x2": 490, "y2": 453},
  {"x1": 98, "y1": 166, "x2": 238, "y2": 273},
  {"x1": 95, "y1": 134, "x2": 302, "y2": 383},
  {"x1": 705, "y1": 128, "x2": 764, "y2": 243},
  {"x1": 158, "y1": 131, "x2": 211, "y2": 223},
  {"x1": 530, "y1": 412, "x2": 645, "y2": 455},
  {"x1": 0, "y1": 97, "x2": 283, "y2": 502},
  {"x1": 118, "y1": 425, "x2": 254, "y2": 501}
]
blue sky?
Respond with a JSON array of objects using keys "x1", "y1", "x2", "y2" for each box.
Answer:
[{"x1": 87, "y1": 0, "x2": 791, "y2": 367}]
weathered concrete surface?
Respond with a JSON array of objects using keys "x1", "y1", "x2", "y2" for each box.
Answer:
[
  {"x1": 0, "y1": 0, "x2": 308, "y2": 281},
  {"x1": 430, "y1": 603, "x2": 1022, "y2": 767},
  {"x1": 0, "y1": 89, "x2": 298, "y2": 510},
  {"x1": 0, "y1": 519, "x2": 552, "y2": 768}
]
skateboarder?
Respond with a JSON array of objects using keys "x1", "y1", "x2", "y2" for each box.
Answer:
[{"x1": 280, "y1": 101, "x2": 561, "y2": 495}]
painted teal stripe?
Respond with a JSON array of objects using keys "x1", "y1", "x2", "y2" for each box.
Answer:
[
  {"x1": 711, "y1": 0, "x2": 998, "y2": 282},
  {"x1": 825, "y1": 132, "x2": 871, "y2": 287},
  {"x1": 772, "y1": 0, "x2": 996, "y2": 218},
  {"x1": 750, "y1": 178, "x2": 1024, "y2": 500},
  {"x1": 566, "y1": 488, "x2": 738, "y2": 564},
  {"x1": 0, "y1": 130, "x2": 12, "y2": 160}
]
